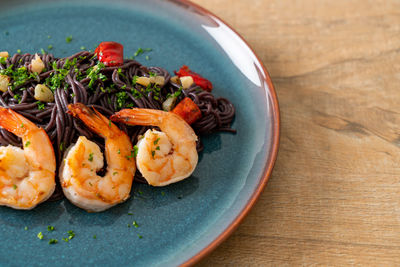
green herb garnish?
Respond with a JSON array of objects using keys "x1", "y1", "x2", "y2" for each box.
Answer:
[
  {"x1": 12, "y1": 184, "x2": 17, "y2": 190},
  {"x1": 37, "y1": 101, "x2": 45, "y2": 110},
  {"x1": 132, "y1": 221, "x2": 139, "y2": 228},
  {"x1": 88, "y1": 153, "x2": 94, "y2": 162},
  {"x1": 48, "y1": 239, "x2": 58, "y2": 244},
  {"x1": 37, "y1": 232, "x2": 44, "y2": 240},
  {"x1": 65, "y1": 35, "x2": 73, "y2": 43},
  {"x1": 67, "y1": 230, "x2": 75, "y2": 240},
  {"x1": 47, "y1": 225, "x2": 55, "y2": 232},
  {"x1": 25, "y1": 141, "x2": 31, "y2": 147},
  {"x1": 133, "y1": 145, "x2": 138, "y2": 158}
]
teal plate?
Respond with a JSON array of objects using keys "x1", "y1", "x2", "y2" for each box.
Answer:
[{"x1": 0, "y1": 0, "x2": 279, "y2": 266}]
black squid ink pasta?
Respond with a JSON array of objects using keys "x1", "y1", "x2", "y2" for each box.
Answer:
[{"x1": 0, "y1": 51, "x2": 235, "y2": 200}]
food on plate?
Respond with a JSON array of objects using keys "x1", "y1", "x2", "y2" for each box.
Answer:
[
  {"x1": 60, "y1": 103, "x2": 135, "y2": 212},
  {"x1": 0, "y1": 107, "x2": 55, "y2": 209},
  {"x1": 111, "y1": 108, "x2": 198, "y2": 186},
  {"x1": 0, "y1": 41, "x2": 235, "y2": 207}
]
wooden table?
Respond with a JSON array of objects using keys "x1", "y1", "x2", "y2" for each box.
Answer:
[{"x1": 191, "y1": 0, "x2": 400, "y2": 265}]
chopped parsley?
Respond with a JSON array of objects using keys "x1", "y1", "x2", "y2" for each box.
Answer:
[
  {"x1": 132, "y1": 221, "x2": 139, "y2": 228},
  {"x1": 148, "y1": 71, "x2": 156, "y2": 77},
  {"x1": 59, "y1": 142, "x2": 64, "y2": 151},
  {"x1": 117, "y1": 149, "x2": 121, "y2": 154},
  {"x1": 155, "y1": 146, "x2": 160, "y2": 151},
  {"x1": 24, "y1": 226, "x2": 28, "y2": 230},
  {"x1": 151, "y1": 150, "x2": 155, "y2": 159},
  {"x1": 65, "y1": 35, "x2": 73, "y2": 43},
  {"x1": 137, "y1": 234, "x2": 143, "y2": 239},
  {"x1": 113, "y1": 171, "x2": 118, "y2": 176},
  {"x1": 133, "y1": 145, "x2": 138, "y2": 158},
  {"x1": 37, "y1": 101, "x2": 45, "y2": 110},
  {"x1": 109, "y1": 120, "x2": 112, "y2": 128},
  {"x1": 47, "y1": 45, "x2": 53, "y2": 50},
  {"x1": 12, "y1": 184, "x2": 17, "y2": 190},
  {"x1": 20, "y1": 123, "x2": 24, "y2": 128},
  {"x1": 48, "y1": 239, "x2": 58, "y2": 244},
  {"x1": 37, "y1": 232, "x2": 44, "y2": 240},
  {"x1": 88, "y1": 153, "x2": 94, "y2": 162},
  {"x1": 145, "y1": 55, "x2": 150, "y2": 61},
  {"x1": 25, "y1": 141, "x2": 31, "y2": 147},
  {"x1": 116, "y1": 91, "x2": 129, "y2": 109},
  {"x1": 153, "y1": 138, "x2": 160, "y2": 145},
  {"x1": 128, "y1": 212, "x2": 133, "y2": 215},
  {"x1": 80, "y1": 46, "x2": 86, "y2": 50},
  {"x1": 132, "y1": 75, "x2": 139, "y2": 85},
  {"x1": 126, "y1": 150, "x2": 135, "y2": 160},
  {"x1": 47, "y1": 225, "x2": 55, "y2": 232},
  {"x1": 62, "y1": 237, "x2": 69, "y2": 242},
  {"x1": 86, "y1": 63, "x2": 106, "y2": 89},
  {"x1": 138, "y1": 190, "x2": 143, "y2": 195},
  {"x1": 93, "y1": 235, "x2": 97, "y2": 239},
  {"x1": 17, "y1": 49, "x2": 21, "y2": 54},
  {"x1": 134, "y1": 48, "x2": 144, "y2": 57},
  {"x1": 67, "y1": 230, "x2": 75, "y2": 240}
]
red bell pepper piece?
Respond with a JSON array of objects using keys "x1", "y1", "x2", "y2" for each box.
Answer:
[
  {"x1": 94, "y1": 42, "x2": 124, "y2": 66},
  {"x1": 172, "y1": 97, "x2": 202, "y2": 125},
  {"x1": 174, "y1": 65, "x2": 213, "y2": 92}
]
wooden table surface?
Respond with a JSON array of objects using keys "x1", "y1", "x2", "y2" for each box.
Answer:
[{"x1": 191, "y1": 0, "x2": 400, "y2": 265}]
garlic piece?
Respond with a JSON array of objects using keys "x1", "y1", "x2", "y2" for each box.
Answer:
[
  {"x1": 136, "y1": 77, "x2": 150, "y2": 87},
  {"x1": 149, "y1": 75, "x2": 165, "y2": 86},
  {"x1": 180, "y1": 76, "x2": 194, "y2": 89},
  {"x1": 34, "y1": 84, "x2": 54, "y2": 102},
  {"x1": 170, "y1": 75, "x2": 180, "y2": 84},
  {"x1": 162, "y1": 96, "x2": 177, "y2": 111},
  {"x1": 0, "y1": 51, "x2": 9, "y2": 58},
  {"x1": 30, "y1": 54, "x2": 45, "y2": 74},
  {"x1": 0, "y1": 75, "x2": 10, "y2": 92}
]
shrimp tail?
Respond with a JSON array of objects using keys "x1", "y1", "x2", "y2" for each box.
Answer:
[
  {"x1": 0, "y1": 107, "x2": 37, "y2": 137},
  {"x1": 110, "y1": 108, "x2": 162, "y2": 126},
  {"x1": 67, "y1": 103, "x2": 118, "y2": 139}
]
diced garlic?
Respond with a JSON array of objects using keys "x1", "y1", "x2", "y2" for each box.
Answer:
[
  {"x1": 136, "y1": 77, "x2": 150, "y2": 87},
  {"x1": 162, "y1": 96, "x2": 177, "y2": 111},
  {"x1": 0, "y1": 75, "x2": 10, "y2": 92},
  {"x1": 149, "y1": 75, "x2": 165, "y2": 86},
  {"x1": 0, "y1": 51, "x2": 9, "y2": 58},
  {"x1": 170, "y1": 75, "x2": 180, "y2": 84},
  {"x1": 34, "y1": 84, "x2": 54, "y2": 102},
  {"x1": 31, "y1": 54, "x2": 45, "y2": 74},
  {"x1": 180, "y1": 76, "x2": 194, "y2": 89}
]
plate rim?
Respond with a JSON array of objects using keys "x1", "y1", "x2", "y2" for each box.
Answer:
[{"x1": 174, "y1": 0, "x2": 281, "y2": 265}]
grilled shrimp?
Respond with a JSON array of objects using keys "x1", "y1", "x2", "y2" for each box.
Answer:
[
  {"x1": 111, "y1": 108, "x2": 198, "y2": 186},
  {"x1": 60, "y1": 103, "x2": 135, "y2": 212},
  {"x1": 0, "y1": 107, "x2": 56, "y2": 209}
]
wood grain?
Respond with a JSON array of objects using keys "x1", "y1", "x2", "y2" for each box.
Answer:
[{"x1": 190, "y1": 0, "x2": 400, "y2": 266}]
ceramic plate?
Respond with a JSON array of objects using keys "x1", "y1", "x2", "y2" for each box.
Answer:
[{"x1": 0, "y1": 0, "x2": 279, "y2": 266}]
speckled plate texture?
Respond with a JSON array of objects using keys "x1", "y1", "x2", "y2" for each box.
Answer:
[{"x1": 0, "y1": 0, "x2": 279, "y2": 266}]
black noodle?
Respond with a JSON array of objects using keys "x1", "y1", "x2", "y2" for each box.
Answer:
[{"x1": 0, "y1": 52, "x2": 235, "y2": 201}]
